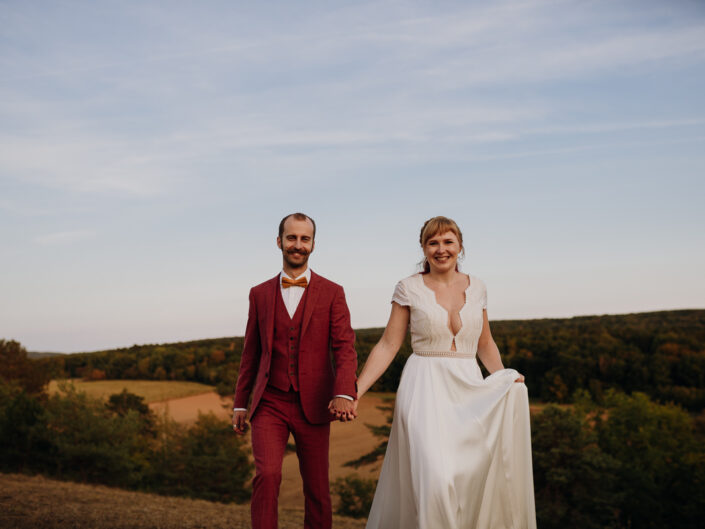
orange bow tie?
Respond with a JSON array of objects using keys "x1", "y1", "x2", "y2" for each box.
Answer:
[{"x1": 282, "y1": 276, "x2": 308, "y2": 289}]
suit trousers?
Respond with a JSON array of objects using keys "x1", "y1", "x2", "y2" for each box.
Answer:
[{"x1": 250, "y1": 386, "x2": 332, "y2": 529}]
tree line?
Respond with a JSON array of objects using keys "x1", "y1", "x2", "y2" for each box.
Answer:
[{"x1": 50, "y1": 309, "x2": 705, "y2": 411}]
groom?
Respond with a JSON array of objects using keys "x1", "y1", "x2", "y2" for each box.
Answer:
[{"x1": 232, "y1": 212, "x2": 358, "y2": 529}]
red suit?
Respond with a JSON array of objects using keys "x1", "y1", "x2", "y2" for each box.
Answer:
[{"x1": 234, "y1": 271, "x2": 357, "y2": 529}]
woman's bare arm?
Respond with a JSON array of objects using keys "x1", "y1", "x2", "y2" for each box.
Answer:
[
  {"x1": 476, "y1": 310, "x2": 524, "y2": 382},
  {"x1": 356, "y1": 303, "x2": 410, "y2": 399}
]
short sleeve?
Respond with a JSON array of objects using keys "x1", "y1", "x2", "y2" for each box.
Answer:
[{"x1": 391, "y1": 281, "x2": 410, "y2": 307}]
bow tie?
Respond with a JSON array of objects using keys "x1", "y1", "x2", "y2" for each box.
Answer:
[{"x1": 281, "y1": 276, "x2": 308, "y2": 289}]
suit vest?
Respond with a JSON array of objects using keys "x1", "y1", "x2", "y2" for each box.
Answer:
[{"x1": 267, "y1": 286, "x2": 308, "y2": 392}]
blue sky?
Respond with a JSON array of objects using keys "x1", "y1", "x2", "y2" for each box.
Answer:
[{"x1": 1, "y1": 0, "x2": 704, "y2": 353}]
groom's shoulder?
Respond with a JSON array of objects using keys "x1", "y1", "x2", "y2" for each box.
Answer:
[
  {"x1": 311, "y1": 271, "x2": 344, "y2": 292},
  {"x1": 250, "y1": 275, "x2": 279, "y2": 295}
]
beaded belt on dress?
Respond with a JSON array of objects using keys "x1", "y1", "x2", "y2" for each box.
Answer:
[{"x1": 413, "y1": 350, "x2": 475, "y2": 358}]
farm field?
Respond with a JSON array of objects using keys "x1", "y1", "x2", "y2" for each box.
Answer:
[
  {"x1": 48, "y1": 379, "x2": 215, "y2": 403},
  {"x1": 0, "y1": 473, "x2": 366, "y2": 529}
]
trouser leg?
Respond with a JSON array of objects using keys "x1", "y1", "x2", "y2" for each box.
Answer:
[
  {"x1": 292, "y1": 401, "x2": 332, "y2": 529},
  {"x1": 250, "y1": 391, "x2": 291, "y2": 529}
]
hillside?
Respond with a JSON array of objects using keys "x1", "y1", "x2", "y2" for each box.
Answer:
[
  {"x1": 46, "y1": 309, "x2": 705, "y2": 410},
  {"x1": 0, "y1": 473, "x2": 366, "y2": 529}
]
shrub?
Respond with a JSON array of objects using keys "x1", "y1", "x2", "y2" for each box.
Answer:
[
  {"x1": 332, "y1": 474, "x2": 376, "y2": 518},
  {"x1": 147, "y1": 412, "x2": 253, "y2": 503}
]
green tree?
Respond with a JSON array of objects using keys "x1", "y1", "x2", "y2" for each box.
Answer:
[
  {"x1": 148, "y1": 412, "x2": 253, "y2": 503},
  {"x1": 596, "y1": 391, "x2": 705, "y2": 529},
  {"x1": 531, "y1": 405, "x2": 620, "y2": 529},
  {"x1": 43, "y1": 384, "x2": 148, "y2": 488},
  {"x1": 106, "y1": 389, "x2": 156, "y2": 436},
  {"x1": 0, "y1": 339, "x2": 52, "y2": 394},
  {"x1": 0, "y1": 380, "x2": 52, "y2": 472}
]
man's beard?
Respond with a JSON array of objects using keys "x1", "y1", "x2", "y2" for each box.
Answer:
[{"x1": 283, "y1": 249, "x2": 309, "y2": 269}]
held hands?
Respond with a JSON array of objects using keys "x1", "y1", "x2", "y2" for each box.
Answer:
[
  {"x1": 328, "y1": 397, "x2": 358, "y2": 422},
  {"x1": 232, "y1": 409, "x2": 249, "y2": 435}
]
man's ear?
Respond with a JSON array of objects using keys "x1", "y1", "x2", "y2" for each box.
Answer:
[
  {"x1": 276, "y1": 236, "x2": 282, "y2": 250},
  {"x1": 310, "y1": 240, "x2": 315, "y2": 253}
]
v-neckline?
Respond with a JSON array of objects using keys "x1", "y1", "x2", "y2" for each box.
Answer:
[{"x1": 419, "y1": 273, "x2": 472, "y2": 338}]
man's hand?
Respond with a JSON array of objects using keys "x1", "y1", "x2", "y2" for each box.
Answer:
[
  {"x1": 328, "y1": 397, "x2": 357, "y2": 422},
  {"x1": 232, "y1": 409, "x2": 249, "y2": 434}
]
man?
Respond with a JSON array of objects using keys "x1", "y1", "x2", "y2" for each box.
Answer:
[{"x1": 232, "y1": 212, "x2": 358, "y2": 529}]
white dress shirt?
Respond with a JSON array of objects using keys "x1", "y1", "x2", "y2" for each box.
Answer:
[
  {"x1": 233, "y1": 267, "x2": 352, "y2": 411},
  {"x1": 280, "y1": 268, "x2": 311, "y2": 318}
]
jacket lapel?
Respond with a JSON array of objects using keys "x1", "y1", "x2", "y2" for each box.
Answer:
[
  {"x1": 262, "y1": 275, "x2": 279, "y2": 354},
  {"x1": 301, "y1": 271, "x2": 320, "y2": 338}
]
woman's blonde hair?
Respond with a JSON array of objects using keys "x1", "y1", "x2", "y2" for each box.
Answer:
[{"x1": 419, "y1": 216, "x2": 464, "y2": 273}]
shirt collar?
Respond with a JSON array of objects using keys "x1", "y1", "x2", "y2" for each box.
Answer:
[{"x1": 280, "y1": 267, "x2": 311, "y2": 285}]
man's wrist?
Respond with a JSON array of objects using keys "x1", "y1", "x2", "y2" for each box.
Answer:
[
  {"x1": 333, "y1": 394, "x2": 354, "y2": 401},
  {"x1": 233, "y1": 407, "x2": 247, "y2": 411}
]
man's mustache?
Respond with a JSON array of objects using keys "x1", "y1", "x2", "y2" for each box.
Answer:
[{"x1": 287, "y1": 249, "x2": 309, "y2": 256}]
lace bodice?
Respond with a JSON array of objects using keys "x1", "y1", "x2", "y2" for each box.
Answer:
[{"x1": 392, "y1": 273, "x2": 487, "y2": 356}]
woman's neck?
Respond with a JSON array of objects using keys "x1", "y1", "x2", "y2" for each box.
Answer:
[{"x1": 426, "y1": 268, "x2": 458, "y2": 285}]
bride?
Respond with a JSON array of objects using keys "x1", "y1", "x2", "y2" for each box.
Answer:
[{"x1": 355, "y1": 216, "x2": 536, "y2": 529}]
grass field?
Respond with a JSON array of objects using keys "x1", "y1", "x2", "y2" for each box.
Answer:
[
  {"x1": 48, "y1": 379, "x2": 216, "y2": 403},
  {"x1": 0, "y1": 473, "x2": 366, "y2": 529}
]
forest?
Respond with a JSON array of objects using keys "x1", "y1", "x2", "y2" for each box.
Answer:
[{"x1": 54, "y1": 309, "x2": 705, "y2": 411}]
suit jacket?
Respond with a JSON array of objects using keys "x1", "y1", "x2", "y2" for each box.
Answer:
[{"x1": 233, "y1": 271, "x2": 358, "y2": 424}]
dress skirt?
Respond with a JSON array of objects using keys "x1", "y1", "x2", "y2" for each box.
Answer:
[{"x1": 366, "y1": 354, "x2": 536, "y2": 529}]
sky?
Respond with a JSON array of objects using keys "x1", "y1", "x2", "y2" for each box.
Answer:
[{"x1": 1, "y1": 0, "x2": 704, "y2": 353}]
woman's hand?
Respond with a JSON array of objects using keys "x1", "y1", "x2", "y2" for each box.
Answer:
[{"x1": 514, "y1": 373, "x2": 525, "y2": 383}]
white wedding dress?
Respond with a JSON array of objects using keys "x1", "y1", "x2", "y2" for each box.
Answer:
[{"x1": 366, "y1": 274, "x2": 536, "y2": 529}]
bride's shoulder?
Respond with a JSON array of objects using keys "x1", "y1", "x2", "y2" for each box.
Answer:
[
  {"x1": 396, "y1": 273, "x2": 423, "y2": 289},
  {"x1": 391, "y1": 274, "x2": 422, "y2": 306},
  {"x1": 468, "y1": 274, "x2": 487, "y2": 289}
]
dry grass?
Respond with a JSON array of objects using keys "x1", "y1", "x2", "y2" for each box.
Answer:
[
  {"x1": 0, "y1": 473, "x2": 367, "y2": 529},
  {"x1": 48, "y1": 379, "x2": 215, "y2": 403}
]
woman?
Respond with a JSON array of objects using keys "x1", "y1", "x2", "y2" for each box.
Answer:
[{"x1": 356, "y1": 216, "x2": 536, "y2": 529}]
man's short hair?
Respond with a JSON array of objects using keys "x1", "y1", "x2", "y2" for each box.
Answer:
[{"x1": 278, "y1": 213, "x2": 317, "y2": 239}]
